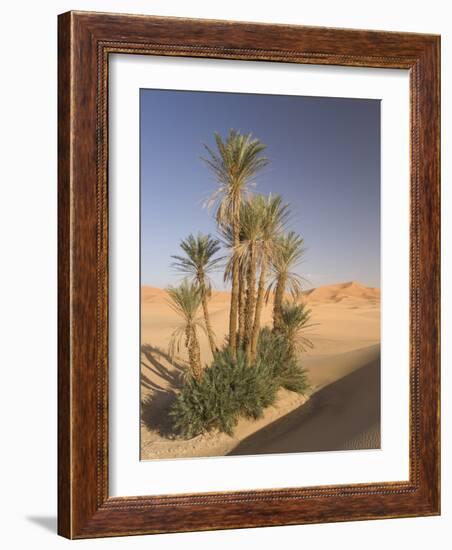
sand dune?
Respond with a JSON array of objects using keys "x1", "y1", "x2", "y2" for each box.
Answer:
[
  {"x1": 303, "y1": 281, "x2": 380, "y2": 304},
  {"x1": 140, "y1": 281, "x2": 380, "y2": 459},
  {"x1": 229, "y1": 348, "x2": 380, "y2": 455}
]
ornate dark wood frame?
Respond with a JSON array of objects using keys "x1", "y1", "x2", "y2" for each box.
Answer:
[{"x1": 58, "y1": 11, "x2": 440, "y2": 539}]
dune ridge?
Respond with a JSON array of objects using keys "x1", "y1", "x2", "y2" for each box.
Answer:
[{"x1": 303, "y1": 281, "x2": 380, "y2": 303}]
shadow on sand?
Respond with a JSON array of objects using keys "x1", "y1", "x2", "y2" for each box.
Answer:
[
  {"x1": 140, "y1": 344, "x2": 186, "y2": 437},
  {"x1": 228, "y1": 356, "x2": 381, "y2": 456}
]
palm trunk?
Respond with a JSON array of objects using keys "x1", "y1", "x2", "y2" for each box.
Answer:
[
  {"x1": 185, "y1": 326, "x2": 190, "y2": 351},
  {"x1": 187, "y1": 325, "x2": 202, "y2": 379},
  {"x1": 244, "y1": 242, "x2": 256, "y2": 362},
  {"x1": 273, "y1": 272, "x2": 287, "y2": 333},
  {"x1": 228, "y1": 205, "x2": 240, "y2": 355},
  {"x1": 237, "y1": 267, "x2": 246, "y2": 349},
  {"x1": 200, "y1": 281, "x2": 217, "y2": 356},
  {"x1": 250, "y1": 258, "x2": 268, "y2": 359}
]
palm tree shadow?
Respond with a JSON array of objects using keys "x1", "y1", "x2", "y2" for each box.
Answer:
[{"x1": 140, "y1": 344, "x2": 186, "y2": 437}]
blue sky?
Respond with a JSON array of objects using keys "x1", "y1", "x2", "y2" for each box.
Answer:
[{"x1": 140, "y1": 89, "x2": 380, "y2": 290}]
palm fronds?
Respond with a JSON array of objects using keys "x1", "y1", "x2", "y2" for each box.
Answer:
[
  {"x1": 166, "y1": 280, "x2": 203, "y2": 322},
  {"x1": 267, "y1": 231, "x2": 306, "y2": 297},
  {"x1": 171, "y1": 233, "x2": 223, "y2": 288},
  {"x1": 202, "y1": 130, "x2": 268, "y2": 226},
  {"x1": 280, "y1": 301, "x2": 314, "y2": 354},
  {"x1": 166, "y1": 281, "x2": 207, "y2": 377}
]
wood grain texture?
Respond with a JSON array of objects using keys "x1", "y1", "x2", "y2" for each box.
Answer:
[
  {"x1": 57, "y1": 10, "x2": 72, "y2": 539},
  {"x1": 57, "y1": 11, "x2": 440, "y2": 539}
]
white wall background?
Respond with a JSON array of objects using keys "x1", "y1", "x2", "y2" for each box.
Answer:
[{"x1": 0, "y1": 1, "x2": 449, "y2": 548}]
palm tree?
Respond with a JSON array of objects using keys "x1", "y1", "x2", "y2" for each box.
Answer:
[
  {"x1": 171, "y1": 233, "x2": 222, "y2": 355},
  {"x1": 268, "y1": 231, "x2": 306, "y2": 333},
  {"x1": 233, "y1": 197, "x2": 264, "y2": 361},
  {"x1": 218, "y1": 218, "x2": 247, "y2": 350},
  {"x1": 166, "y1": 281, "x2": 206, "y2": 379},
  {"x1": 250, "y1": 194, "x2": 290, "y2": 358},
  {"x1": 280, "y1": 301, "x2": 313, "y2": 357},
  {"x1": 202, "y1": 130, "x2": 268, "y2": 355}
]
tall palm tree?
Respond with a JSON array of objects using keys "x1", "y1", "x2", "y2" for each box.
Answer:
[
  {"x1": 268, "y1": 231, "x2": 305, "y2": 333},
  {"x1": 233, "y1": 197, "x2": 264, "y2": 361},
  {"x1": 250, "y1": 194, "x2": 290, "y2": 358},
  {"x1": 218, "y1": 218, "x2": 247, "y2": 350},
  {"x1": 202, "y1": 130, "x2": 268, "y2": 355},
  {"x1": 280, "y1": 301, "x2": 313, "y2": 357},
  {"x1": 166, "y1": 281, "x2": 206, "y2": 379},
  {"x1": 171, "y1": 233, "x2": 221, "y2": 355}
]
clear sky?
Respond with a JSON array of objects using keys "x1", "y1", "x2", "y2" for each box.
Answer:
[{"x1": 140, "y1": 89, "x2": 380, "y2": 290}]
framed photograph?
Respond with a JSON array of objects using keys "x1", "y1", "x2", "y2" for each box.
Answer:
[{"x1": 58, "y1": 11, "x2": 440, "y2": 538}]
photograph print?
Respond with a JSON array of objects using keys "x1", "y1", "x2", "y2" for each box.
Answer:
[{"x1": 140, "y1": 89, "x2": 381, "y2": 460}]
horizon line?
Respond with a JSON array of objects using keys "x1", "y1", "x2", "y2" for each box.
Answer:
[{"x1": 140, "y1": 280, "x2": 381, "y2": 292}]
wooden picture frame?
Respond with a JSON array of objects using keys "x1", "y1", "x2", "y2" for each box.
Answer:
[{"x1": 58, "y1": 11, "x2": 440, "y2": 539}]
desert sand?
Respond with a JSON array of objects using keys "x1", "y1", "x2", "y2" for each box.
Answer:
[{"x1": 140, "y1": 281, "x2": 380, "y2": 459}]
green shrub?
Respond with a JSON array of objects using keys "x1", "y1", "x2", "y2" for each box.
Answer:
[
  {"x1": 256, "y1": 328, "x2": 310, "y2": 394},
  {"x1": 170, "y1": 329, "x2": 310, "y2": 439},
  {"x1": 170, "y1": 348, "x2": 277, "y2": 438}
]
